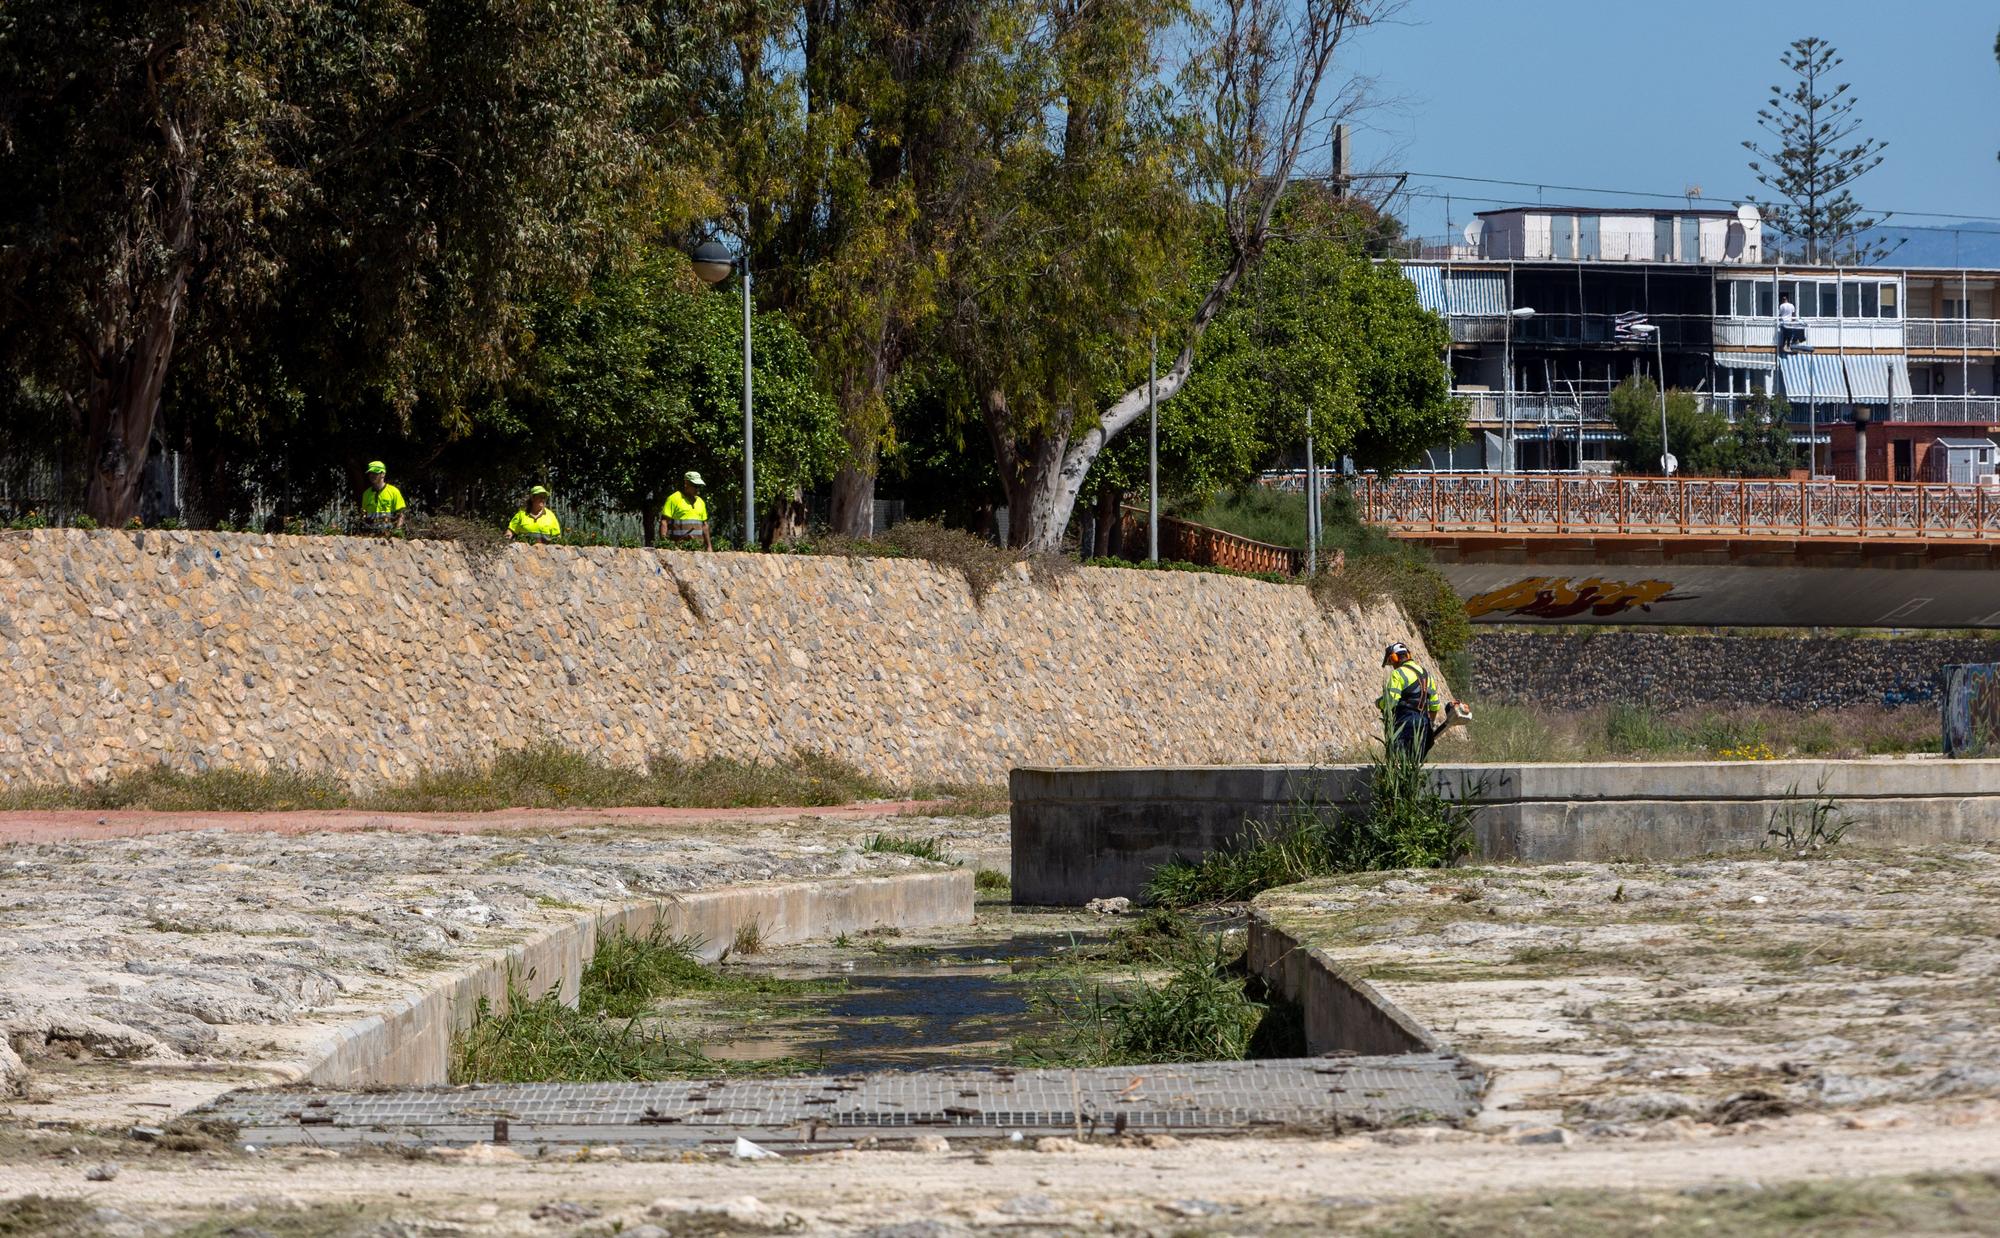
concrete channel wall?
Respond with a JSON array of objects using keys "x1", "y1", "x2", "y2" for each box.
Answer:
[
  {"x1": 1010, "y1": 760, "x2": 2000, "y2": 904},
  {"x1": 1244, "y1": 914, "x2": 1440, "y2": 1057},
  {"x1": 303, "y1": 869, "x2": 972, "y2": 1087}
]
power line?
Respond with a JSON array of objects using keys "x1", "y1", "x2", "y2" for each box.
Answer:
[{"x1": 1397, "y1": 171, "x2": 2000, "y2": 227}]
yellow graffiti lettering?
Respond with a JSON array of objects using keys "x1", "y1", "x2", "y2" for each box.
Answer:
[{"x1": 1466, "y1": 576, "x2": 1691, "y2": 620}]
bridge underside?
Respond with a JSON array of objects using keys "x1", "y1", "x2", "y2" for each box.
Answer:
[{"x1": 1412, "y1": 534, "x2": 2000, "y2": 628}]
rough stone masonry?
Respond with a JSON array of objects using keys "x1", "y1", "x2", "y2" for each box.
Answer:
[{"x1": 0, "y1": 530, "x2": 1433, "y2": 787}]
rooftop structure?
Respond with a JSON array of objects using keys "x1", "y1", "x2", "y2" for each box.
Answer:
[{"x1": 1397, "y1": 253, "x2": 2000, "y2": 474}]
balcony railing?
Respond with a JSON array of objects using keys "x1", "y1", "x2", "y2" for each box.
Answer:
[
  {"x1": 1360, "y1": 475, "x2": 2000, "y2": 541},
  {"x1": 1905, "y1": 319, "x2": 2000, "y2": 351},
  {"x1": 1894, "y1": 396, "x2": 2000, "y2": 423}
]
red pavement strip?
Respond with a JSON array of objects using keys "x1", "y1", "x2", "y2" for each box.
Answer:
[{"x1": 0, "y1": 800, "x2": 952, "y2": 844}]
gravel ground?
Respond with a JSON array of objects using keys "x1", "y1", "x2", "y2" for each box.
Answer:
[
  {"x1": 0, "y1": 812, "x2": 1007, "y2": 1118},
  {"x1": 1257, "y1": 845, "x2": 2000, "y2": 1129}
]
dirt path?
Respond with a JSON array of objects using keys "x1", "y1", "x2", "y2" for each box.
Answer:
[
  {"x1": 0, "y1": 799, "x2": 952, "y2": 844},
  {"x1": 6, "y1": 1102, "x2": 1999, "y2": 1234}
]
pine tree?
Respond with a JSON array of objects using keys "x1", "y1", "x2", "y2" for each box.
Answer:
[{"x1": 1743, "y1": 37, "x2": 1889, "y2": 265}]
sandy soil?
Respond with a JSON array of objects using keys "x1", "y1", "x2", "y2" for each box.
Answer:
[
  {"x1": 0, "y1": 800, "x2": 955, "y2": 844},
  {"x1": 3, "y1": 1100, "x2": 1999, "y2": 1235}
]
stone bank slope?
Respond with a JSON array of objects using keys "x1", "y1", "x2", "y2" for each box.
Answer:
[{"x1": 0, "y1": 530, "x2": 1432, "y2": 787}]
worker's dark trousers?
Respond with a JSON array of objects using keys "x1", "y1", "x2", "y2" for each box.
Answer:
[{"x1": 1390, "y1": 708, "x2": 1430, "y2": 758}]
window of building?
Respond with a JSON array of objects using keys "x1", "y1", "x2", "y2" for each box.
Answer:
[
  {"x1": 1862, "y1": 283, "x2": 1878, "y2": 317},
  {"x1": 1757, "y1": 282, "x2": 1773, "y2": 317},
  {"x1": 1842, "y1": 280, "x2": 1863, "y2": 318},
  {"x1": 1879, "y1": 283, "x2": 1899, "y2": 319}
]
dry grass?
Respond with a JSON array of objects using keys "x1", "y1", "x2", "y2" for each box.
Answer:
[
  {"x1": 1446, "y1": 701, "x2": 1939, "y2": 762},
  {"x1": 0, "y1": 746, "x2": 900, "y2": 812}
]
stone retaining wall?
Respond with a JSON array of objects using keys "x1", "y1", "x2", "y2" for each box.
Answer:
[
  {"x1": 1471, "y1": 632, "x2": 2000, "y2": 711},
  {"x1": 0, "y1": 530, "x2": 1430, "y2": 787}
]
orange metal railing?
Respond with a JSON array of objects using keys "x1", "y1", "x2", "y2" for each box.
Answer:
[
  {"x1": 1117, "y1": 506, "x2": 1306, "y2": 575},
  {"x1": 1359, "y1": 475, "x2": 2000, "y2": 541}
]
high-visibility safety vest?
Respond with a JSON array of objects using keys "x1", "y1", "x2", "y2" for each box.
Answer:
[
  {"x1": 1380, "y1": 662, "x2": 1440, "y2": 716},
  {"x1": 509, "y1": 508, "x2": 562, "y2": 541},
  {"x1": 361, "y1": 484, "x2": 406, "y2": 516},
  {"x1": 661, "y1": 490, "x2": 709, "y2": 538}
]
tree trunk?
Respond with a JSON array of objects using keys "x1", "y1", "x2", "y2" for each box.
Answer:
[
  {"x1": 84, "y1": 266, "x2": 188, "y2": 527},
  {"x1": 764, "y1": 486, "x2": 810, "y2": 546},
  {"x1": 1094, "y1": 489, "x2": 1122, "y2": 560},
  {"x1": 828, "y1": 441, "x2": 876, "y2": 536}
]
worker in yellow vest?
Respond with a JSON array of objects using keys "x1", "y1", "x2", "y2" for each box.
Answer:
[
  {"x1": 359, "y1": 461, "x2": 406, "y2": 533},
  {"x1": 507, "y1": 485, "x2": 562, "y2": 543},
  {"x1": 658, "y1": 471, "x2": 712, "y2": 550},
  {"x1": 1380, "y1": 641, "x2": 1443, "y2": 756}
]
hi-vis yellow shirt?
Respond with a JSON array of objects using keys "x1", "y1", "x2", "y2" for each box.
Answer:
[
  {"x1": 662, "y1": 491, "x2": 708, "y2": 521},
  {"x1": 661, "y1": 490, "x2": 708, "y2": 536},
  {"x1": 508, "y1": 508, "x2": 561, "y2": 539}
]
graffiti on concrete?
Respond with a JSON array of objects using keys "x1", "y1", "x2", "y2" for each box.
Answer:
[
  {"x1": 1465, "y1": 576, "x2": 1697, "y2": 621},
  {"x1": 1943, "y1": 663, "x2": 2000, "y2": 757}
]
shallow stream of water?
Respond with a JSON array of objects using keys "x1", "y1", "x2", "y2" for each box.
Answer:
[{"x1": 652, "y1": 907, "x2": 1113, "y2": 1073}]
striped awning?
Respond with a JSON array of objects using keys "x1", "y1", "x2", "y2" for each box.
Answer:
[
  {"x1": 1449, "y1": 271, "x2": 1508, "y2": 316},
  {"x1": 1888, "y1": 357, "x2": 1914, "y2": 401},
  {"x1": 1715, "y1": 352, "x2": 1776, "y2": 371},
  {"x1": 1843, "y1": 354, "x2": 1890, "y2": 402},
  {"x1": 1400, "y1": 266, "x2": 1509, "y2": 317},
  {"x1": 1404, "y1": 265, "x2": 1447, "y2": 314},
  {"x1": 1779, "y1": 353, "x2": 1850, "y2": 403}
]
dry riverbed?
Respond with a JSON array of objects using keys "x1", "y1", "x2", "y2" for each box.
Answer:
[
  {"x1": 6, "y1": 826, "x2": 2000, "y2": 1235},
  {"x1": 1257, "y1": 844, "x2": 2000, "y2": 1130},
  {"x1": 0, "y1": 812, "x2": 1003, "y2": 1119}
]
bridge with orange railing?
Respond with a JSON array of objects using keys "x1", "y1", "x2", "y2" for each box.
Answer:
[
  {"x1": 1359, "y1": 475, "x2": 2000, "y2": 543},
  {"x1": 1349, "y1": 474, "x2": 2000, "y2": 629}
]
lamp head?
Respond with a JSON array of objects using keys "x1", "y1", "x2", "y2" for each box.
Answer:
[{"x1": 690, "y1": 239, "x2": 735, "y2": 285}]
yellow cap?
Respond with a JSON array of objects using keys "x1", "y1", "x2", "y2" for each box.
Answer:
[
  {"x1": 366, "y1": 461, "x2": 386, "y2": 474},
  {"x1": 529, "y1": 485, "x2": 549, "y2": 497}
]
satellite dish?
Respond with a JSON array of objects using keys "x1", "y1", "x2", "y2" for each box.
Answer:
[
  {"x1": 1462, "y1": 219, "x2": 1485, "y2": 252},
  {"x1": 1662, "y1": 453, "x2": 1680, "y2": 476},
  {"x1": 1724, "y1": 221, "x2": 1747, "y2": 259},
  {"x1": 1736, "y1": 202, "x2": 1761, "y2": 226}
]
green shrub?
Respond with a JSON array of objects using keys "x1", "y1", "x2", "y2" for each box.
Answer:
[
  {"x1": 1147, "y1": 748, "x2": 1476, "y2": 908},
  {"x1": 1604, "y1": 703, "x2": 1682, "y2": 753},
  {"x1": 861, "y1": 833, "x2": 951, "y2": 862}
]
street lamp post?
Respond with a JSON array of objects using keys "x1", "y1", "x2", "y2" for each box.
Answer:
[
  {"x1": 1503, "y1": 307, "x2": 1536, "y2": 473},
  {"x1": 1148, "y1": 334, "x2": 1159, "y2": 563},
  {"x1": 1625, "y1": 321, "x2": 1673, "y2": 475},
  {"x1": 691, "y1": 230, "x2": 755, "y2": 547}
]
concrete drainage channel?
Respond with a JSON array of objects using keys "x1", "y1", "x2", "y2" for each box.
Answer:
[{"x1": 193, "y1": 868, "x2": 1486, "y2": 1151}]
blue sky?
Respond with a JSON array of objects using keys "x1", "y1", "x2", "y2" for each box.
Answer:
[{"x1": 1349, "y1": 1, "x2": 2000, "y2": 249}]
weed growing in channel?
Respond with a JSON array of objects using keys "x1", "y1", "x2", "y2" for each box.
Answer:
[
  {"x1": 452, "y1": 924, "x2": 833, "y2": 1081},
  {"x1": 1017, "y1": 912, "x2": 1303, "y2": 1066},
  {"x1": 1764, "y1": 781, "x2": 1851, "y2": 856},
  {"x1": 862, "y1": 833, "x2": 951, "y2": 863},
  {"x1": 1147, "y1": 747, "x2": 1478, "y2": 908},
  {"x1": 973, "y1": 869, "x2": 1011, "y2": 892}
]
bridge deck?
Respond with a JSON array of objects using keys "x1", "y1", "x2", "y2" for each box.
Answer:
[{"x1": 1361, "y1": 475, "x2": 2000, "y2": 542}]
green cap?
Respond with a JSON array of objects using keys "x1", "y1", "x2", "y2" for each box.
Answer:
[
  {"x1": 529, "y1": 485, "x2": 549, "y2": 497},
  {"x1": 366, "y1": 461, "x2": 386, "y2": 474}
]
